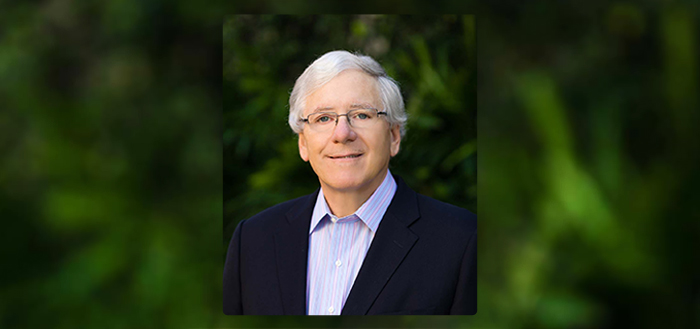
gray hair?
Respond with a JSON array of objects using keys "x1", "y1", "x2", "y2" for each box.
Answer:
[{"x1": 288, "y1": 50, "x2": 407, "y2": 137}]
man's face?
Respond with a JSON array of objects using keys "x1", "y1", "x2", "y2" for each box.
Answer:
[{"x1": 298, "y1": 69, "x2": 401, "y2": 194}]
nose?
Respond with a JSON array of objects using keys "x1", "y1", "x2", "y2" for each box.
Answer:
[{"x1": 331, "y1": 114, "x2": 357, "y2": 143}]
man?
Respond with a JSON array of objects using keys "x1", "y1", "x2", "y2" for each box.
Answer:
[{"x1": 223, "y1": 50, "x2": 476, "y2": 315}]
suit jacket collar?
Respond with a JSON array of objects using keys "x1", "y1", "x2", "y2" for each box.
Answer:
[
  {"x1": 273, "y1": 174, "x2": 420, "y2": 315},
  {"x1": 341, "y1": 174, "x2": 420, "y2": 315}
]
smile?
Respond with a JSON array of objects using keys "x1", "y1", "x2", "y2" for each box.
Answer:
[{"x1": 329, "y1": 153, "x2": 363, "y2": 159}]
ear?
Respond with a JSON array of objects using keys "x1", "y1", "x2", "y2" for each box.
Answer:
[
  {"x1": 389, "y1": 124, "x2": 401, "y2": 157},
  {"x1": 298, "y1": 132, "x2": 309, "y2": 162}
]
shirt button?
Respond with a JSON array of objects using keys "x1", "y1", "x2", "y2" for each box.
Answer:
[
  {"x1": 328, "y1": 306, "x2": 334, "y2": 313},
  {"x1": 335, "y1": 260, "x2": 342, "y2": 267}
]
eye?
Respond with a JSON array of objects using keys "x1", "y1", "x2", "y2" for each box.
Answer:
[
  {"x1": 353, "y1": 111, "x2": 374, "y2": 120},
  {"x1": 314, "y1": 114, "x2": 334, "y2": 124}
]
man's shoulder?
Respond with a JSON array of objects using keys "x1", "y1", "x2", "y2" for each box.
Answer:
[
  {"x1": 242, "y1": 192, "x2": 316, "y2": 230},
  {"x1": 414, "y1": 192, "x2": 477, "y2": 232}
]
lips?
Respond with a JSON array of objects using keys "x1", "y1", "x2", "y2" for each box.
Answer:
[{"x1": 328, "y1": 153, "x2": 363, "y2": 159}]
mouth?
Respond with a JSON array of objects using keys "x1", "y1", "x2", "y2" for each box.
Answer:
[{"x1": 328, "y1": 153, "x2": 363, "y2": 159}]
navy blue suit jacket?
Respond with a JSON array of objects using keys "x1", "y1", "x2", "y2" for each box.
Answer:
[{"x1": 223, "y1": 175, "x2": 477, "y2": 315}]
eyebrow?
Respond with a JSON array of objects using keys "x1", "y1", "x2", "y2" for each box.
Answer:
[
  {"x1": 311, "y1": 106, "x2": 334, "y2": 113},
  {"x1": 311, "y1": 103, "x2": 376, "y2": 113},
  {"x1": 350, "y1": 103, "x2": 376, "y2": 109}
]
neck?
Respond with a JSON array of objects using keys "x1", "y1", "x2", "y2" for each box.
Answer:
[{"x1": 322, "y1": 170, "x2": 389, "y2": 218}]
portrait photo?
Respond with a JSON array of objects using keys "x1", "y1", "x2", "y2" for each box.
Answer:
[{"x1": 222, "y1": 15, "x2": 477, "y2": 315}]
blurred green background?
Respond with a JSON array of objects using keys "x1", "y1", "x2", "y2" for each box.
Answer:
[{"x1": 2, "y1": 4, "x2": 699, "y2": 329}]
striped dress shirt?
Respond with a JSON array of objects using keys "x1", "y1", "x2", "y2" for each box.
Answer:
[{"x1": 306, "y1": 170, "x2": 397, "y2": 315}]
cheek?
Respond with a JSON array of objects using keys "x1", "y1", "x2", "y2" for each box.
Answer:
[{"x1": 307, "y1": 139, "x2": 327, "y2": 162}]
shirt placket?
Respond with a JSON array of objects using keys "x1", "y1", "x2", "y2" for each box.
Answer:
[{"x1": 327, "y1": 218, "x2": 342, "y2": 315}]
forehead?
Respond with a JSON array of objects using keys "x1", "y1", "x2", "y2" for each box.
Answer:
[{"x1": 304, "y1": 70, "x2": 380, "y2": 113}]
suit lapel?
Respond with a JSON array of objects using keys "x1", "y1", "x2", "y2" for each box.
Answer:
[
  {"x1": 274, "y1": 190, "x2": 318, "y2": 315},
  {"x1": 341, "y1": 175, "x2": 420, "y2": 315}
]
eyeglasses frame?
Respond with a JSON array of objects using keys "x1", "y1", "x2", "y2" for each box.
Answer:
[{"x1": 299, "y1": 108, "x2": 388, "y2": 131}]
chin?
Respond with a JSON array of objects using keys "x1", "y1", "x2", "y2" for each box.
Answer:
[
  {"x1": 325, "y1": 178, "x2": 365, "y2": 191},
  {"x1": 322, "y1": 173, "x2": 367, "y2": 191}
]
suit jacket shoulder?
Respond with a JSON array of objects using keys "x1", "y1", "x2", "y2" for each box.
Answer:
[
  {"x1": 414, "y1": 192, "x2": 477, "y2": 236},
  {"x1": 240, "y1": 191, "x2": 317, "y2": 234},
  {"x1": 224, "y1": 190, "x2": 317, "y2": 315}
]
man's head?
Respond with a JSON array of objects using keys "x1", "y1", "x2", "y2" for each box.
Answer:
[{"x1": 289, "y1": 50, "x2": 407, "y2": 194}]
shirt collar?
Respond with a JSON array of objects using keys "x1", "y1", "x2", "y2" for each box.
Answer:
[{"x1": 309, "y1": 169, "x2": 397, "y2": 234}]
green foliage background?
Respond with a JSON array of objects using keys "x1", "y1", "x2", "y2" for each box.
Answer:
[{"x1": 1, "y1": 3, "x2": 699, "y2": 329}]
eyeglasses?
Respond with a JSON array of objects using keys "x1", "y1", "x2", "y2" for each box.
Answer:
[{"x1": 300, "y1": 108, "x2": 387, "y2": 133}]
